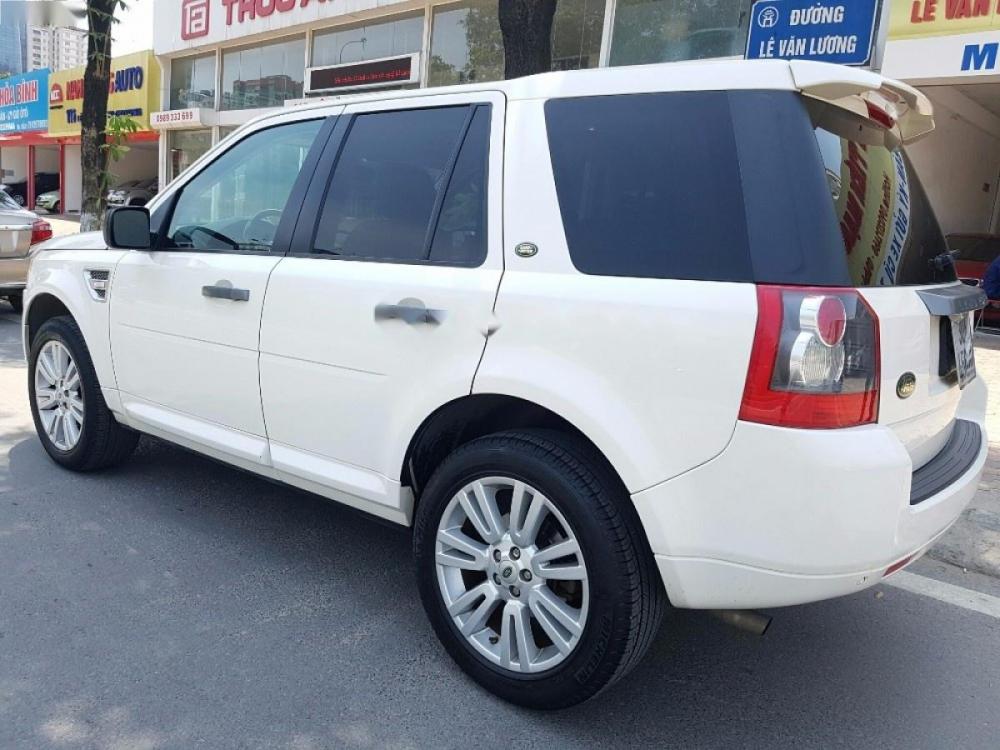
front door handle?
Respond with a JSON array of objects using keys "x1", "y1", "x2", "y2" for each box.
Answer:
[
  {"x1": 202, "y1": 282, "x2": 250, "y2": 302},
  {"x1": 374, "y1": 299, "x2": 444, "y2": 326}
]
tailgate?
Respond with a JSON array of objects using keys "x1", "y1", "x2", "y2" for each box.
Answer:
[{"x1": 862, "y1": 284, "x2": 984, "y2": 469}]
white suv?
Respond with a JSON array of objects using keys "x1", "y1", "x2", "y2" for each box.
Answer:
[{"x1": 22, "y1": 60, "x2": 988, "y2": 709}]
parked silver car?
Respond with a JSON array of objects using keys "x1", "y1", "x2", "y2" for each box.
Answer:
[
  {"x1": 107, "y1": 178, "x2": 158, "y2": 207},
  {"x1": 0, "y1": 190, "x2": 51, "y2": 313}
]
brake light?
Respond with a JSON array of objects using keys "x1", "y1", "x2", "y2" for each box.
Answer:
[
  {"x1": 30, "y1": 218, "x2": 52, "y2": 246},
  {"x1": 739, "y1": 285, "x2": 880, "y2": 429},
  {"x1": 865, "y1": 101, "x2": 896, "y2": 130}
]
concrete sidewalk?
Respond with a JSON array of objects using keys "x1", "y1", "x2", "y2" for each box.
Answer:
[{"x1": 929, "y1": 333, "x2": 1000, "y2": 577}]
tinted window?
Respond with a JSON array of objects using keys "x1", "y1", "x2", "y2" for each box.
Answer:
[
  {"x1": 547, "y1": 91, "x2": 955, "y2": 286},
  {"x1": 312, "y1": 105, "x2": 488, "y2": 265},
  {"x1": 430, "y1": 107, "x2": 490, "y2": 265},
  {"x1": 949, "y1": 235, "x2": 1000, "y2": 263},
  {"x1": 812, "y1": 124, "x2": 954, "y2": 286},
  {"x1": 165, "y1": 120, "x2": 322, "y2": 253},
  {"x1": 545, "y1": 93, "x2": 752, "y2": 281}
]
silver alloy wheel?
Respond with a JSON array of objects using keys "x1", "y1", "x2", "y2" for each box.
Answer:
[
  {"x1": 435, "y1": 476, "x2": 589, "y2": 674},
  {"x1": 34, "y1": 340, "x2": 84, "y2": 451}
]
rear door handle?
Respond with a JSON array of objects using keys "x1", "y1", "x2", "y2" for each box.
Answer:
[
  {"x1": 202, "y1": 282, "x2": 250, "y2": 302},
  {"x1": 374, "y1": 300, "x2": 444, "y2": 326}
]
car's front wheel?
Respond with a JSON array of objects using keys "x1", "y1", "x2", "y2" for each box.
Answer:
[
  {"x1": 28, "y1": 316, "x2": 139, "y2": 471},
  {"x1": 413, "y1": 430, "x2": 664, "y2": 709}
]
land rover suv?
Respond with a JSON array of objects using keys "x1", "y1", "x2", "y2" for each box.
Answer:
[{"x1": 22, "y1": 60, "x2": 988, "y2": 709}]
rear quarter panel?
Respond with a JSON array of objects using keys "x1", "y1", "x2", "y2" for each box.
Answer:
[{"x1": 477, "y1": 99, "x2": 758, "y2": 493}]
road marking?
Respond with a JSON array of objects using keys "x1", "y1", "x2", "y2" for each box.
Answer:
[{"x1": 883, "y1": 570, "x2": 1000, "y2": 620}]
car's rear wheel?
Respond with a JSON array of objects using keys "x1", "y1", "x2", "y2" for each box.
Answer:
[
  {"x1": 5, "y1": 294, "x2": 22, "y2": 314},
  {"x1": 413, "y1": 430, "x2": 664, "y2": 709},
  {"x1": 29, "y1": 316, "x2": 139, "y2": 471}
]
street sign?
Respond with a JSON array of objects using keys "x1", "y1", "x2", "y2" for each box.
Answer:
[{"x1": 746, "y1": 0, "x2": 881, "y2": 66}]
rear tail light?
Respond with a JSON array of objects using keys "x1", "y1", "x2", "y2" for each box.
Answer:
[
  {"x1": 30, "y1": 218, "x2": 52, "y2": 246},
  {"x1": 739, "y1": 285, "x2": 880, "y2": 429}
]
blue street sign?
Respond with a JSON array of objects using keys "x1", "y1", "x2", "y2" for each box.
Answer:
[
  {"x1": 745, "y1": 0, "x2": 880, "y2": 66},
  {"x1": 0, "y1": 68, "x2": 50, "y2": 133}
]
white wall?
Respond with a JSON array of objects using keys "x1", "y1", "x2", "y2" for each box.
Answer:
[
  {"x1": 0, "y1": 147, "x2": 28, "y2": 182},
  {"x1": 34, "y1": 146, "x2": 59, "y2": 173},
  {"x1": 64, "y1": 144, "x2": 82, "y2": 214},
  {"x1": 109, "y1": 144, "x2": 158, "y2": 184},
  {"x1": 907, "y1": 86, "x2": 1000, "y2": 235}
]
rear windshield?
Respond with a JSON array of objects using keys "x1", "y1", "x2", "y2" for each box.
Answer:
[
  {"x1": 544, "y1": 91, "x2": 955, "y2": 287},
  {"x1": 948, "y1": 235, "x2": 1000, "y2": 263}
]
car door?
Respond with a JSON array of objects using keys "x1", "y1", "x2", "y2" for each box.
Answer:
[
  {"x1": 110, "y1": 114, "x2": 335, "y2": 467},
  {"x1": 259, "y1": 92, "x2": 504, "y2": 519}
]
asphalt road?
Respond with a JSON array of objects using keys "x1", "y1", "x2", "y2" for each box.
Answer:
[{"x1": 2, "y1": 300, "x2": 999, "y2": 750}]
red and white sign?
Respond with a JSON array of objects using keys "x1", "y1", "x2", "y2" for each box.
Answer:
[
  {"x1": 151, "y1": 108, "x2": 208, "y2": 129},
  {"x1": 181, "y1": 0, "x2": 211, "y2": 40},
  {"x1": 157, "y1": 0, "x2": 410, "y2": 55}
]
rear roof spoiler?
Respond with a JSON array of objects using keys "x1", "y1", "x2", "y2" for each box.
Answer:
[{"x1": 788, "y1": 60, "x2": 934, "y2": 145}]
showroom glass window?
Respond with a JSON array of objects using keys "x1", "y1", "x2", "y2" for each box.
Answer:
[
  {"x1": 429, "y1": 0, "x2": 606, "y2": 86},
  {"x1": 168, "y1": 130, "x2": 212, "y2": 182},
  {"x1": 170, "y1": 53, "x2": 216, "y2": 109},
  {"x1": 610, "y1": 0, "x2": 751, "y2": 65},
  {"x1": 165, "y1": 120, "x2": 323, "y2": 252},
  {"x1": 222, "y1": 36, "x2": 306, "y2": 111},
  {"x1": 312, "y1": 13, "x2": 424, "y2": 67}
]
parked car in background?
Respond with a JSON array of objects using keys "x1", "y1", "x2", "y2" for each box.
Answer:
[
  {"x1": 0, "y1": 172, "x2": 60, "y2": 207},
  {"x1": 947, "y1": 233, "x2": 1000, "y2": 326},
  {"x1": 107, "y1": 178, "x2": 158, "y2": 207},
  {"x1": 22, "y1": 61, "x2": 988, "y2": 708},
  {"x1": 35, "y1": 190, "x2": 61, "y2": 214},
  {"x1": 1, "y1": 190, "x2": 51, "y2": 313}
]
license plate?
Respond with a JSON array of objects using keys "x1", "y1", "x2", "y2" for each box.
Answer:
[{"x1": 951, "y1": 312, "x2": 976, "y2": 389}]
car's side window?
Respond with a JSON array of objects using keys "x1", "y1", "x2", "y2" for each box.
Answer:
[
  {"x1": 164, "y1": 119, "x2": 323, "y2": 253},
  {"x1": 310, "y1": 104, "x2": 490, "y2": 266}
]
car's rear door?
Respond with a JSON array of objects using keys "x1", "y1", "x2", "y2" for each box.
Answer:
[
  {"x1": 110, "y1": 114, "x2": 336, "y2": 466},
  {"x1": 258, "y1": 92, "x2": 504, "y2": 520}
]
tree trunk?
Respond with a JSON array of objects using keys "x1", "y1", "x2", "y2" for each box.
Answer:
[
  {"x1": 498, "y1": 0, "x2": 557, "y2": 79},
  {"x1": 80, "y1": 0, "x2": 116, "y2": 232}
]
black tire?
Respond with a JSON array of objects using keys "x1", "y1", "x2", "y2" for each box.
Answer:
[
  {"x1": 413, "y1": 429, "x2": 665, "y2": 709},
  {"x1": 6, "y1": 294, "x2": 22, "y2": 314},
  {"x1": 28, "y1": 316, "x2": 139, "y2": 471},
  {"x1": 53, "y1": 201, "x2": 60, "y2": 213}
]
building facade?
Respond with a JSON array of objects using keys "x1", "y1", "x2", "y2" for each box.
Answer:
[
  {"x1": 882, "y1": 0, "x2": 1000, "y2": 236},
  {"x1": 151, "y1": 0, "x2": 766, "y2": 184},
  {"x1": 0, "y1": 1, "x2": 28, "y2": 77},
  {"x1": 29, "y1": 26, "x2": 89, "y2": 73},
  {"x1": 0, "y1": 51, "x2": 161, "y2": 214}
]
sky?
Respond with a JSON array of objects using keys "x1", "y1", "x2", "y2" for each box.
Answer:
[{"x1": 113, "y1": 0, "x2": 154, "y2": 56}]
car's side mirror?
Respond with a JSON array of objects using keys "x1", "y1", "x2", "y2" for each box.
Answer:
[{"x1": 104, "y1": 206, "x2": 152, "y2": 250}]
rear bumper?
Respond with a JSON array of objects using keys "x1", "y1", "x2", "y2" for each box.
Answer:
[
  {"x1": 634, "y1": 376, "x2": 988, "y2": 609},
  {"x1": 0, "y1": 257, "x2": 29, "y2": 290}
]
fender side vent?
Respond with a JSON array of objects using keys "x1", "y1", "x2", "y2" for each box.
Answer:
[{"x1": 84, "y1": 269, "x2": 110, "y2": 301}]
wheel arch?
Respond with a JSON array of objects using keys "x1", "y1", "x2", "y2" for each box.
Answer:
[
  {"x1": 402, "y1": 394, "x2": 629, "y2": 507},
  {"x1": 25, "y1": 292, "x2": 73, "y2": 348}
]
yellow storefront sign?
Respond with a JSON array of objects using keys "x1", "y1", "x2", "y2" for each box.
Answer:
[
  {"x1": 47, "y1": 50, "x2": 160, "y2": 137},
  {"x1": 889, "y1": 0, "x2": 1000, "y2": 40}
]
